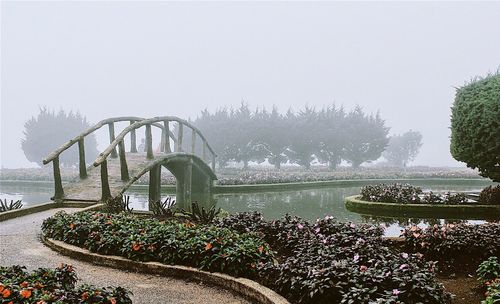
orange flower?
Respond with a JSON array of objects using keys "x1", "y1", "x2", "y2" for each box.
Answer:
[
  {"x1": 132, "y1": 243, "x2": 142, "y2": 251},
  {"x1": 1, "y1": 288, "x2": 11, "y2": 298},
  {"x1": 0, "y1": 283, "x2": 4, "y2": 292},
  {"x1": 69, "y1": 223, "x2": 75, "y2": 229},
  {"x1": 20, "y1": 289, "x2": 32, "y2": 299},
  {"x1": 81, "y1": 291, "x2": 89, "y2": 300},
  {"x1": 110, "y1": 297, "x2": 117, "y2": 304},
  {"x1": 258, "y1": 246, "x2": 264, "y2": 254},
  {"x1": 205, "y1": 243, "x2": 213, "y2": 251}
]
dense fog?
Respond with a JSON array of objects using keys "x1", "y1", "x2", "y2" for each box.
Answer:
[{"x1": 1, "y1": 1, "x2": 500, "y2": 168}]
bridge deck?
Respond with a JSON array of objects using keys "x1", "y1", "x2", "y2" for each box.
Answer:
[{"x1": 62, "y1": 152, "x2": 164, "y2": 202}]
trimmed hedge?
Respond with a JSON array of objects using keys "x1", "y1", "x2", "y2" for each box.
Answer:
[{"x1": 450, "y1": 73, "x2": 500, "y2": 182}]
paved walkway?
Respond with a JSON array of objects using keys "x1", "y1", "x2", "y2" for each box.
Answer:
[{"x1": 0, "y1": 208, "x2": 250, "y2": 304}]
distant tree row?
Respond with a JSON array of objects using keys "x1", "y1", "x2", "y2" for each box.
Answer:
[
  {"x1": 192, "y1": 104, "x2": 395, "y2": 170},
  {"x1": 22, "y1": 108, "x2": 98, "y2": 167}
]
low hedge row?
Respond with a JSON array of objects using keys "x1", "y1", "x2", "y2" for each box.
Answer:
[{"x1": 0, "y1": 264, "x2": 131, "y2": 303}]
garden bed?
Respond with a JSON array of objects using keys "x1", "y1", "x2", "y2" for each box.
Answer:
[
  {"x1": 0, "y1": 264, "x2": 132, "y2": 303},
  {"x1": 345, "y1": 195, "x2": 500, "y2": 219},
  {"x1": 42, "y1": 210, "x2": 457, "y2": 303}
]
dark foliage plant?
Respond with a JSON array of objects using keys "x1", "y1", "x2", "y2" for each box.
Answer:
[
  {"x1": 479, "y1": 185, "x2": 500, "y2": 205},
  {"x1": 402, "y1": 222, "x2": 500, "y2": 271},
  {"x1": 0, "y1": 199, "x2": 23, "y2": 212},
  {"x1": 217, "y1": 212, "x2": 450, "y2": 304},
  {"x1": 361, "y1": 183, "x2": 471, "y2": 205},
  {"x1": 0, "y1": 264, "x2": 132, "y2": 303},
  {"x1": 360, "y1": 183, "x2": 422, "y2": 204},
  {"x1": 450, "y1": 72, "x2": 500, "y2": 182}
]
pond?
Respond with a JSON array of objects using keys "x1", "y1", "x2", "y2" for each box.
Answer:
[{"x1": 1, "y1": 180, "x2": 496, "y2": 236}]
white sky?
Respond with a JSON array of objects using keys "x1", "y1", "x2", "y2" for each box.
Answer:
[{"x1": 1, "y1": 1, "x2": 500, "y2": 168}]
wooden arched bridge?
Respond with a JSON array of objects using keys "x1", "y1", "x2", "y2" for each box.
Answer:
[{"x1": 43, "y1": 116, "x2": 217, "y2": 210}]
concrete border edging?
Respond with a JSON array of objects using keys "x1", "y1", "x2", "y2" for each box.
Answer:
[
  {"x1": 42, "y1": 237, "x2": 289, "y2": 304},
  {"x1": 345, "y1": 195, "x2": 500, "y2": 219}
]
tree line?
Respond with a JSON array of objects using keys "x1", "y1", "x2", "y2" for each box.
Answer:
[
  {"x1": 21, "y1": 106, "x2": 422, "y2": 170},
  {"x1": 191, "y1": 104, "x2": 392, "y2": 169}
]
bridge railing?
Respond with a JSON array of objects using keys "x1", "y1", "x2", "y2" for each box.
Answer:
[
  {"x1": 93, "y1": 117, "x2": 217, "y2": 200},
  {"x1": 43, "y1": 116, "x2": 172, "y2": 200}
]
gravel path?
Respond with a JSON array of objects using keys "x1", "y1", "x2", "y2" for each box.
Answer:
[{"x1": 0, "y1": 208, "x2": 251, "y2": 304}]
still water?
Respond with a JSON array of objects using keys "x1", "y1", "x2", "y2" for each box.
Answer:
[{"x1": 1, "y1": 180, "x2": 495, "y2": 236}]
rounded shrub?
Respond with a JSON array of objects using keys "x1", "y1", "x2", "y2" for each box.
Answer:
[{"x1": 450, "y1": 72, "x2": 500, "y2": 182}]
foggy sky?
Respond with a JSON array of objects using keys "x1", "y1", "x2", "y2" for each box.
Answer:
[{"x1": 1, "y1": 1, "x2": 500, "y2": 168}]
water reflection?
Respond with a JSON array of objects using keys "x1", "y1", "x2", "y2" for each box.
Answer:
[{"x1": 0, "y1": 181, "x2": 493, "y2": 237}]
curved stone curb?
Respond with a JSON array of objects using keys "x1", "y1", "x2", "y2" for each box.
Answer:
[
  {"x1": 42, "y1": 237, "x2": 289, "y2": 304},
  {"x1": 345, "y1": 195, "x2": 500, "y2": 219},
  {"x1": 0, "y1": 201, "x2": 100, "y2": 222}
]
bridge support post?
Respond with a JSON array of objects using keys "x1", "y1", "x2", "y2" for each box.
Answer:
[
  {"x1": 176, "y1": 159, "x2": 192, "y2": 211},
  {"x1": 146, "y1": 124, "x2": 153, "y2": 159},
  {"x1": 130, "y1": 121, "x2": 137, "y2": 153},
  {"x1": 118, "y1": 140, "x2": 129, "y2": 181},
  {"x1": 148, "y1": 164, "x2": 161, "y2": 209},
  {"x1": 78, "y1": 138, "x2": 87, "y2": 179},
  {"x1": 52, "y1": 156, "x2": 64, "y2": 201},
  {"x1": 100, "y1": 160, "x2": 112, "y2": 202},
  {"x1": 108, "y1": 123, "x2": 118, "y2": 158}
]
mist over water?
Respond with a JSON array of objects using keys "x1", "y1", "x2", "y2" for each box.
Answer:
[{"x1": 2, "y1": 1, "x2": 500, "y2": 168}]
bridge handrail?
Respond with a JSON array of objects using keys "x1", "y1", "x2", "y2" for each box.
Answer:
[
  {"x1": 43, "y1": 116, "x2": 168, "y2": 165},
  {"x1": 93, "y1": 116, "x2": 217, "y2": 167}
]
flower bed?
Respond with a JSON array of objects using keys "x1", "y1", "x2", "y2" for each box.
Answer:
[
  {"x1": 42, "y1": 211, "x2": 452, "y2": 303},
  {"x1": 360, "y1": 183, "x2": 472, "y2": 205},
  {"x1": 42, "y1": 211, "x2": 273, "y2": 278},
  {"x1": 0, "y1": 264, "x2": 131, "y2": 303},
  {"x1": 402, "y1": 222, "x2": 500, "y2": 273}
]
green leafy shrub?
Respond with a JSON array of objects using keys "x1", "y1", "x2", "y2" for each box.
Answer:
[
  {"x1": 360, "y1": 183, "x2": 422, "y2": 203},
  {"x1": 482, "y1": 278, "x2": 500, "y2": 304},
  {"x1": 0, "y1": 199, "x2": 23, "y2": 212},
  {"x1": 402, "y1": 223, "x2": 500, "y2": 271},
  {"x1": 42, "y1": 211, "x2": 273, "y2": 278},
  {"x1": 478, "y1": 257, "x2": 500, "y2": 283},
  {"x1": 480, "y1": 185, "x2": 500, "y2": 205},
  {"x1": 0, "y1": 264, "x2": 132, "y2": 303},
  {"x1": 450, "y1": 72, "x2": 500, "y2": 182}
]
